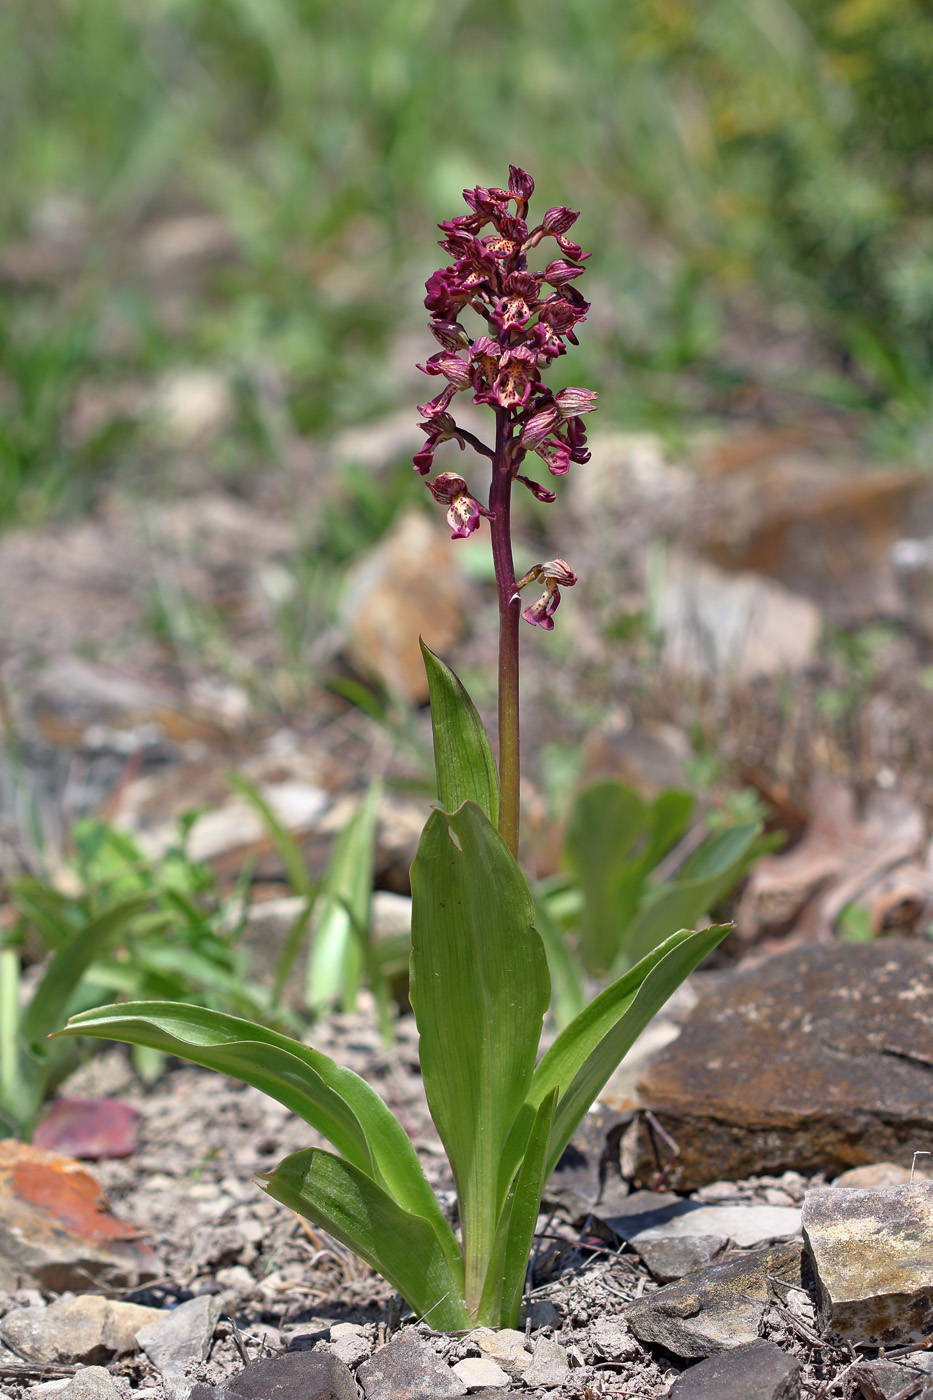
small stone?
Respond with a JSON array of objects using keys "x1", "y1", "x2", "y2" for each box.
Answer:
[
  {"x1": 832, "y1": 1163, "x2": 915, "y2": 1189},
  {"x1": 803, "y1": 1182, "x2": 933, "y2": 1345},
  {"x1": 325, "y1": 1332, "x2": 369, "y2": 1367},
  {"x1": 522, "y1": 1335, "x2": 572, "y2": 1389},
  {"x1": 0, "y1": 1296, "x2": 161, "y2": 1363},
  {"x1": 189, "y1": 1349, "x2": 358, "y2": 1400},
  {"x1": 855, "y1": 1360, "x2": 928, "y2": 1399},
  {"x1": 357, "y1": 1333, "x2": 467, "y2": 1399},
  {"x1": 626, "y1": 1242, "x2": 804, "y2": 1359},
  {"x1": 636, "y1": 1233, "x2": 727, "y2": 1282},
  {"x1": 668, "y1": 1340, "x2": 800, "y2": 1400},
  {"x1": 525, "y1": 1298, "x2": 560, "y2": 1330},
  {"x1": 57, "y1": 1368, "x2": 123, "y2": 1400},
  {"x1": 136, "y1": 1295, "x2": 223, "y2": 1377},
  {"x1": 588, "y1": 1317, "x2": 641, "y2": 1362},
  {"x1": 452, "y1": 1357, "x2": 510, "y2": 1389},
  {"x1": 475, "y1": 1329, "x2": 529, "y2": 1377}
]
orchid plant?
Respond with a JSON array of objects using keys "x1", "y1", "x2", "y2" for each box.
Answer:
[{"x1": 56, "y1": 169, "x2": 727, "y2": 1330}]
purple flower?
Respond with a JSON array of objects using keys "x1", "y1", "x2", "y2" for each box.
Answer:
[
  {"x1": 516, "y1": 559, "x2": 578, "y2": 631},
  {"x1": 427, "y1": 472, "x2": 494, "y2": 539},
  {"x1": 413, "y1": 166, "x2": 596, "y2": 580}
]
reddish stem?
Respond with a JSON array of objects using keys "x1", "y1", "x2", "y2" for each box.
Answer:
[{"x1": 488, "y1": 411, "x2": 520, "y2": 857}]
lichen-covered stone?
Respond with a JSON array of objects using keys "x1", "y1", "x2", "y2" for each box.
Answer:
[{"x1": 803, "y1": 1181, "x2": 933, "y2": 1346}]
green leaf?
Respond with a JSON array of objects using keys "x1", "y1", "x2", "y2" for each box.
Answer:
[
  {"x1": 564, "y1": 781, "x2": 647, "y2": 975},
  {"x1": 478, "y1": 1086, "x2": 557, "y2": 1329},
  {"x1": 616, "y1": 824, "x2": 759, "y2": 972},
  {"x1": 227, "y1": 772, "x2": 316, "y2": 898},
  {"x1": 533, "y1": 892, "x2": 585, "y2": 1029},
  {"x1": 54, "y1": 1002, "x2": 449, "y2": 1240},
  {"x1": 306, "y1": 781, "x2": 380, "y2": 1013},
  {"x1": 410, "y1": 801, "x2": 549, "y2": 1313},
  {"x1": 21, "y1": 893, "x2": 152, "y2": 1047},
  {"x1": 261, "y1": 1147, "x2": 469, "y2": 1330},
  {"x1": 421, "y1": 641, "x2": 499, "y2": 828},
  {"x1": 501, "y1": 925, "x2": 729, "y2": 1191}
]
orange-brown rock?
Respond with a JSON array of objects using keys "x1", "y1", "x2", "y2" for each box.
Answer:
[{"x1": 0, "y1": 1140, "x2": 159, "y2": 1291}]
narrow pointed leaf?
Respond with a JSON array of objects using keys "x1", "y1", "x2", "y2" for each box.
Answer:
[
  {"x1": 21, "y1": 894, "x2": 152, "y2": 1045},
  {"x1": 54, "y1": 1002, "x2": 448, "y2": 1237},
  {"x1": 227, "y1": 772, "x2": 316, "y2": 897},
  {"x1": 616, "y1": 824, "x2": 759, "y2": 972},
  {"x1": 500, "y1": 925, "x2": 729, "y2": 1191},
  {"x1": 533, "y1": 892, "x2": 585, "y2": 1029},
  {"x1": 421, "y1": 641, "x2": 499, "y2": 827},
  {"x1": 260, "y1": 1147, "x2": 470, "y2": 1330},
  {"x1": 478, "y1": 1086, "x2": 557, "y2": 1328},
  {"x1": 307, "y1": 781, "x2": 380, "y2": 1012},
  {"x1": 410, "y1": 802, "x2": 549, "y2": 1311}
]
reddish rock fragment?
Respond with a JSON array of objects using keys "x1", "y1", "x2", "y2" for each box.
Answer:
[{"x1": 33, "y1": 1098, "x2": 141, "y2": 1159}]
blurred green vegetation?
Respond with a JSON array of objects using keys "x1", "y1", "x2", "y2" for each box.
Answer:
[{"x1": 2, "y1": 0, "x2": 932, "y2": 525}]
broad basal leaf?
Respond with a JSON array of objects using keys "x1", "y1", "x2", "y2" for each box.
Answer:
[
  {"x1": 410, "y1": 801, "x2": 549, "y2": 1312},
  {"x1": 261, "y1": 1147, "x2": 469, "y2": 1330},
  {"x1": 54, "y1": 1002, "x2": 448, "y2": 1239}
]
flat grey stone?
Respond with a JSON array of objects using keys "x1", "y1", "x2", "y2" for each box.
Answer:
[
  {"x1": 626, "y1": 1242, "x2": 804, "y2": 1359},
  {"x1": 604, "y1": 1195, "x2": 800, "y2": 1282},
  {"x1": 358, "y1": 1333, "x2": 467, "y2": 1400},
  {"x1": 56, "y1": 1370, "x2": 123, "y2": 1400},
  {"x1": 452, "y1": 1357, "x2": 510, "y2": 1388},
  {"x1": 668, "y1": 1341, "x2": 799, "y2": 1400},
  {"x1": 633, "y1": 941, "x2": 933, "y2": 1189},
  {"x1": 136, "y1": 1295, "x2": 222, "y2": 1377},
  {"x1": 0, "y1": 1296, "x2": 161, "y2": 1364},
  {"x1": 188, "y1": 1349, "x2": 357, "y2": 1400},
  {"x1": 636, "y1": 1233, "x2": 728, "y2": 1282},
  {"x1": 803, "y1": 1182, "x2": 933, "y2": 1345},
  {"x1": 855, "y1": 1360, "x2": 931, "y2": 1399},
  {"x1": 521, "y1": 1335, "x2": 572, "y2": 1388}
]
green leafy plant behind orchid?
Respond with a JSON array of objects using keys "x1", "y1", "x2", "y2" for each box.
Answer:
[{"x1": 56, "y1": 169, "x2": 728, "y2": 1330}]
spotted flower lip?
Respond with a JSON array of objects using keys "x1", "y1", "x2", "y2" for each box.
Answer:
[
  {"x1": 427, "y1": 472, "x2": 494, "y2": 539},
  {"x1": 514, "y1": 558, "x2": 578, "y2": 630}
]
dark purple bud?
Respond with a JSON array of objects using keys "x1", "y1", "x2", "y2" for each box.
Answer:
[
  {"x1": 543, "y1": 259, "x2": 585, "y2": 286},
  {"x1": 508, "y1": 165, "x2": 535, "y2": 201},
  {"x1": 429, "y1": 320, "x2": 470, "y2": 352},
  {"x1": 555, "y1": 387, "x2": 598, "y2": 415},
  {"x1": 519, "y1": 406, "x2": 559, "y2": 449},
  {"x1": 498, "y1": 214, "x2": 528, "y2": 244},
  {"x1": 541, "y1": 206, "x2": 580, "y2": 235}
]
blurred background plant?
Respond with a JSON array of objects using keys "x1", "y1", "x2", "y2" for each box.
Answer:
[{"x1": 3, "y1": 0, "x2": 932, "y2": 531}]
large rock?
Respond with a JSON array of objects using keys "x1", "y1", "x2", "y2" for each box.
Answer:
[
  {"x1": 803, "y1": 1182, "x2": 933, "y2": 1346},
  {"x1": 626, "y1": 1243, "x2": 804, "y2": 1359},
  {"x1": 631, "y1": 941, "x2": 933, "y2": 1190}
]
